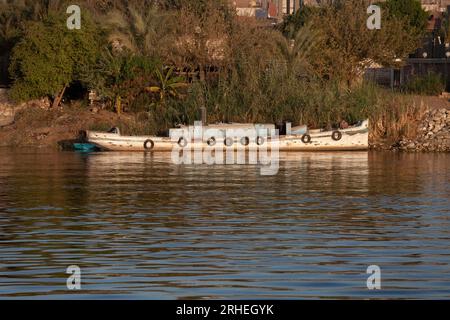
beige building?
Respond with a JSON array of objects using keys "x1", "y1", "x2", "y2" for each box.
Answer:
[
  {"x1": 421, "y1": 0, "x2": 450, "y2": 7},
  {"x1": 377, "y1": 0, "x2": 450, "y2": 12},
  {"x1": 232, "y1": 0, "x2": 310, "y2": 19},
  {"x1": 420, "y1": 1, "x2": 450, "y2": 12},
  {"x1": 231, "y1": 0, "x2": 450, "y2": 20}
]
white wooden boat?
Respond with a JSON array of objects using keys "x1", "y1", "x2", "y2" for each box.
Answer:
[{"x1": 85, "y1": 120, "x2": 369, "y2": 152}]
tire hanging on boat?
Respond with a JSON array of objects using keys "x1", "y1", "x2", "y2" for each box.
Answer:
[
  {"x1": 331, "y1": 131, "x2": 343, "y2": 141},
  {"x1": 144, "y1": 139, "x2": 155, "y2": 150},
  {"x1": 224, "y1": 137, "x2": 234, "y2": 147},
  {"x1": 108, "y1": 127, "x2": 120, "y2": 134},
  {"x1": 240, "y1": 137, "x2": 250, "y2": 146},
  {"x1": 178, "y1": 137, "x2": 188, "y2": 148},
  {"x1": 256, "y1": 136, "x2": 265, "y2": 146},
  {"x1": 301, "y1": 134, "x2": 311, "y2": 144},
  {"x1": 207, "y1": 137, "x2": 216, "y2": 146}
]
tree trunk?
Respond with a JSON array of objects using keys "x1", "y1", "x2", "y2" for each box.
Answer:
[
  {"x1": 52, "y1": 84, "x2": 67, "y2": 109},
  {"x1": 115, "y1": 95, "x2": 122, "y2": 115},
  {"x1": 199, "y1": 65, "x2": 206, "y2": 83}
]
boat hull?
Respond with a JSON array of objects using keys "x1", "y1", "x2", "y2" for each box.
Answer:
[{"x1": 86, "y1": 120, "x2": 369, "y2": 152}]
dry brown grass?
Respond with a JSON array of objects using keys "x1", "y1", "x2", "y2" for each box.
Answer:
[{"x1": 370, "y1": 99, "x2": 428, "y2": 146}]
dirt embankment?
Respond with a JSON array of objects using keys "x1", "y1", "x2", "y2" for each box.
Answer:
[{"x1": 0, "y1": 92, "x2": 131, "y2": 149}]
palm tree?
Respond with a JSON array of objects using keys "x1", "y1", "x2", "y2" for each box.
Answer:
[
  {"x1": 0, "y1": 0, "x2": 68, "y2": 90},
  {"x1": 275, "y1": 23, "x2": 320, "y2": 78},
  {"x1": 145, "y1": 67, "x2": 186, "y2": 105},
  {"x1": 105, "y1": 3, "x2": 174, "y2": 57},
  {"x1": 82, "y1": 47, "x2": 136, "y2": 115}
]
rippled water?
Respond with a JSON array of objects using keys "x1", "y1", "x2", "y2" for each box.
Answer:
[{"x1": 0, "y1": 150, "x2": 449, "y2": 299}]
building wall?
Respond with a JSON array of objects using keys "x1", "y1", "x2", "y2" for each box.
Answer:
[
  {"x1": 232, "y1": 0, "x2": 304, "y2": 18},
  {"x1": 232, "y1": 0, "x2": 450, "y2": 20},
  {"x1": 422, "y1": 0, "x2": 450, "y2": 6}
]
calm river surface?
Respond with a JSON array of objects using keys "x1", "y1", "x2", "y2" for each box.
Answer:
[{"x1": 0, "y1": 150, "x2": 449, "y2": 299}]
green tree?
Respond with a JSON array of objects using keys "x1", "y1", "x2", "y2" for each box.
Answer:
[
  {"x1": 0, "y1": 5, "x2": 21, "y2": 50},
  {"x1": 277, "y1": 0, "x2": 428, "y2": 86},
  {"x1": 440, "y1": 11, "x2": 450, "y2": 43},
  {"x1": 8, "y1": 13, "x2": 102, "y2": 105},
  {"x1": 275, "y1": 22, "x2": 321, "y2": 78},
  {"x1": 381, "y1": 0, "x2": 429, "y2": 34},
  {"x1": 80, "y1": 47, "x2": 158, "y2": 114},
  {"x1": 304, "y1": 0, "x2": 424, "y2": 85},
  {"x1": 279, "y1": 5, "x2": 320, "y2": 39},
  {"x1": 105, "y1": 3, "x2": 175, "y2": 58},
  {"x1": 0, "y1": 0, "x2": 69, "y2": 50}
]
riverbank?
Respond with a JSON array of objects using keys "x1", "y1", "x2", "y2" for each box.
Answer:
[
  {"x1": 396, "y1": 107, "x2": 450, "y2": 152},
  {"x1": 368, "y1": 95, "x2": 450, "y2": 152},
  {"x1": 1, "y1": 92, "x2": 450, "y2": 151},
  {"x1": 0, "y1": 96, "x2": 145, "y2": 149}
]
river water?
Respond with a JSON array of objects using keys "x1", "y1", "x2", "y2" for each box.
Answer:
[{"x1": 0, "y1": 150, "x2": 449, "y2": 299}]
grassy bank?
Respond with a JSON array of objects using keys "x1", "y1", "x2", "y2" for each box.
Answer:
[
  {"x1": 103, "y1": 80, "x2": 430, "y2": 148},
  {"x1": 0, "y1": 84, "x2": 438, "y2": 150}
]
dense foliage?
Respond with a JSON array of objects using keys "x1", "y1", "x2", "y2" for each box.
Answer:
[
  {"x1": 8, "y1": 14, "x2": 101, "y2": 102},
  {"x1": 0, "y1": 0, "x2": 434, "y2": 135},
  {"x1": 380, "y1": 0, "x2": 429, "y2": 33},
  {"x1": 281, "y1": 0, "x2": 428, "y2": 84},
  {"x1": 404, "y1": 73, "x2": 445, "y2": 95}
]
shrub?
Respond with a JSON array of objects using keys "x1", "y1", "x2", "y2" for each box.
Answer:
[
  {"x1": 404, "y1": 73, "x2": 445, "y2": 95},
  {"x1": 9, "y1": 13, "x2": 102, "y2": 103}
]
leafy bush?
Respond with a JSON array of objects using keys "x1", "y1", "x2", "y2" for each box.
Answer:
[
  {"x1": 80, "y1": 48, "x2": 159, "y2": 113},
  {"x1": 9, "y1": 13, "x2": 102, "y2": 102},
  {"x1": 279, "y1": 6, "x2": 319, "y2": 39},
  {"x1": 404, "y1": 73, "x2": 445, "y2": 95}
]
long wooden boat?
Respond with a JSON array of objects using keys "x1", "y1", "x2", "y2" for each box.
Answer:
[{"x1": 85, "y1": 120, "x2": 369, "y2": 152}]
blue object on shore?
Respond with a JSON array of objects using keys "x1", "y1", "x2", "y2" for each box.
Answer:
[{"x1": 73, "y1": 143, "x2": 98, "y2": 152}]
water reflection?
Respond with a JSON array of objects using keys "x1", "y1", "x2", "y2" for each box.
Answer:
[{"x1": 0, "y1": 150, "x2": 449, "y2": 299}]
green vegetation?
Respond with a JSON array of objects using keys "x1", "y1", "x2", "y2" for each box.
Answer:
[
  {"x1": 8, "y1": 13, "x2": 101, "y2": 106},
  {"x1": 281, "y1": 0, "x2": 428, "y2": 84},
  {"x1": 404, "y1": 73, "x2": 446, "y2": 95},
  {"x1": 0, "y1": 0, "x2": 434, "y2": 141},
  {"x1": 80, "y1": 48, "x2": 158, "y2": 114},
  {"x1": 381, "y1": 0, "x2": 429, "y2": 33},
  {"x1": 279, "y1": 5, "x2": 319, "y2": 39}
]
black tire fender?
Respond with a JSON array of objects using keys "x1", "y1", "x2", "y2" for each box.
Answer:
[
  {"x1": 332, "y1": 131, "x2": 343, "y2": 141},
  {"x1": 224, "y1": 137, "x2": 234, "y2": 147},
  {"x1": 144, "y1": 139, "x2": 155, "y2": 150},
  {"x1": 207, "y1": 137, "x2": 216, "y2": 146},
  {"x1": 240, "y1": 137, "x2": 250, "y2": 146},
  {"x1": 178, "y1": 137, "x2": 188, "y2": 148},
  {"x1": 256, "y1": 136, "x2": 265, "y2": 146},
  {"x1": 301, "y1": 134, "x2": 311, "y2": 144}
]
